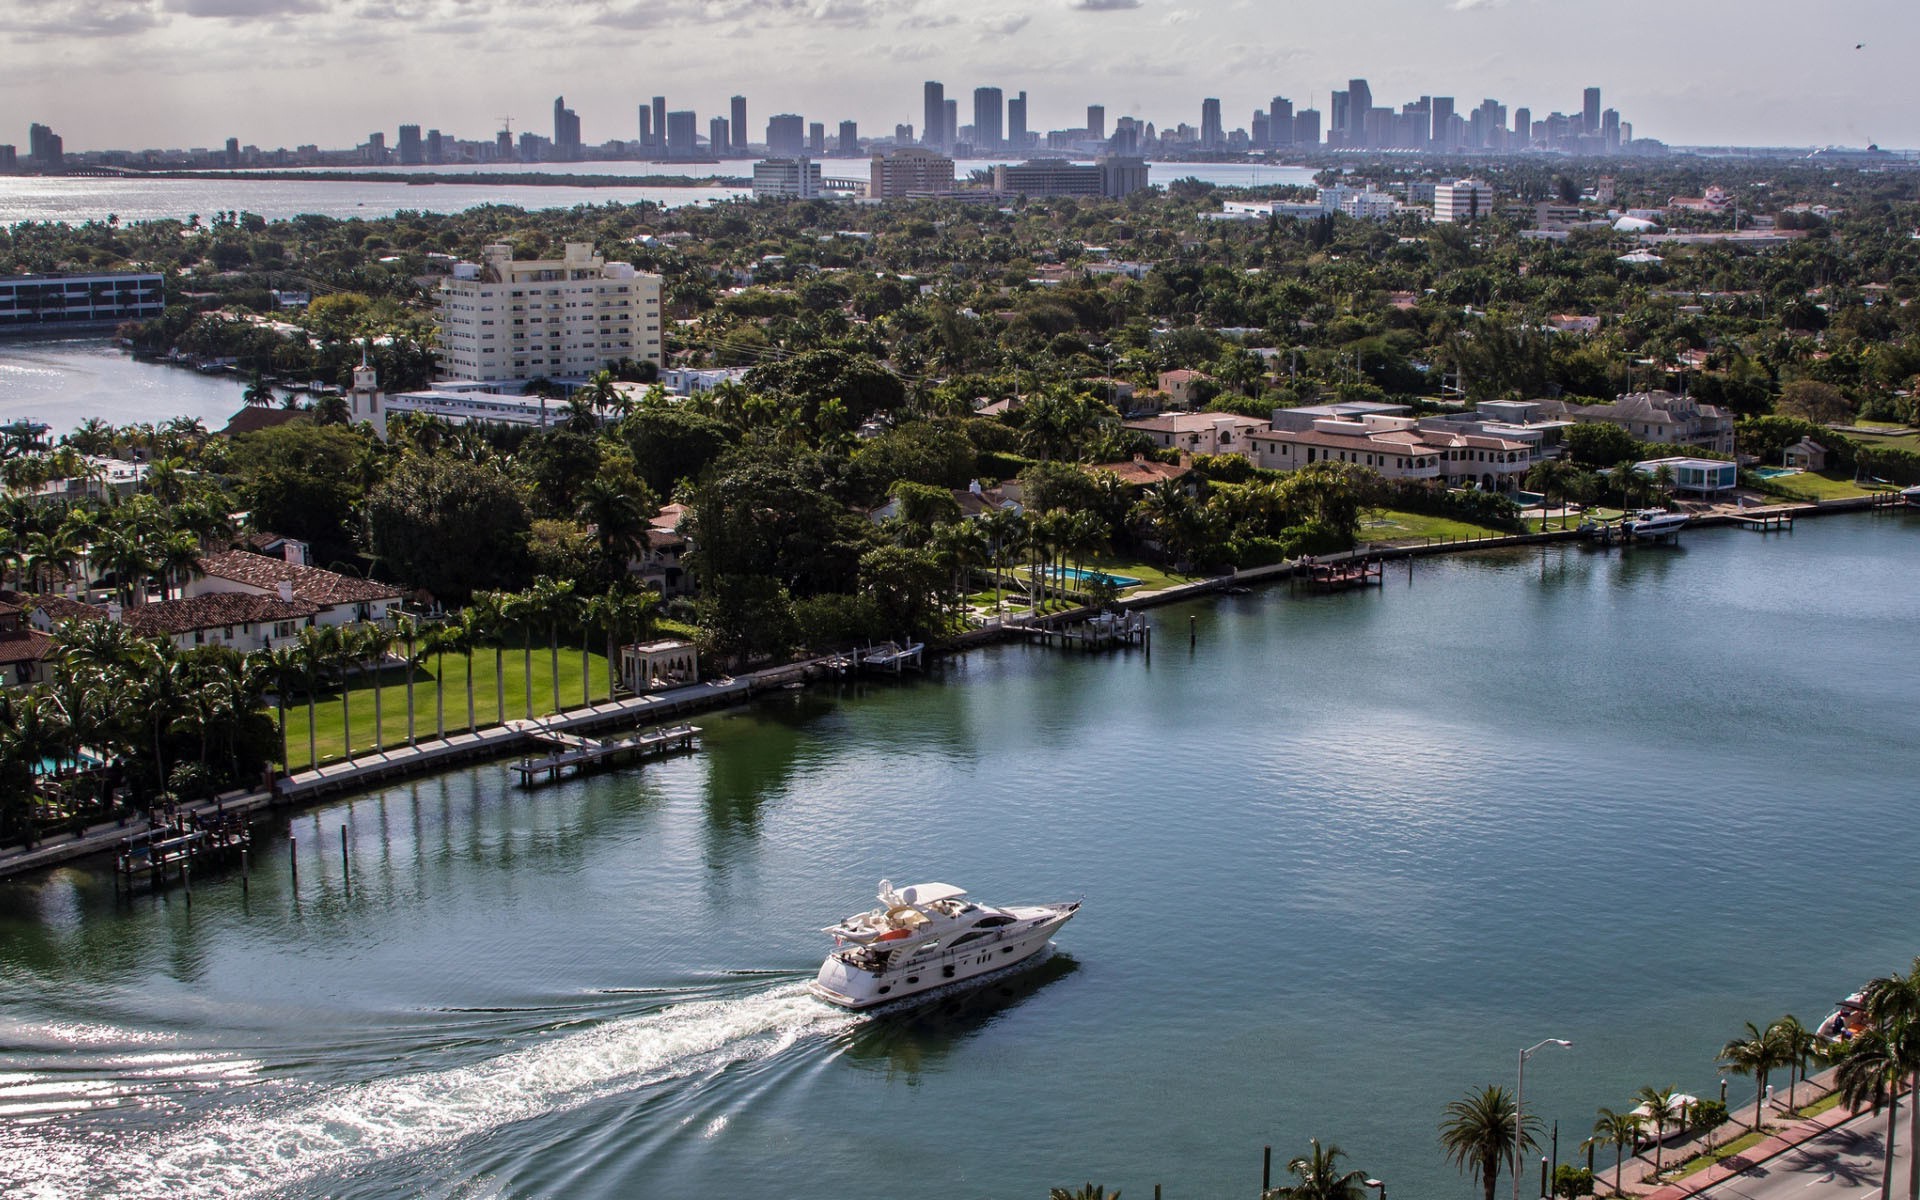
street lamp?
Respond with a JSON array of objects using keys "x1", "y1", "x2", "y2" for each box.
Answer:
[
  {"x1": 1365, "y1": 1179, "x2": 1385, "y2": 1200},
  {"x1": 1516, "y1": 1039, "x2": 1574, "y2": 1200}
]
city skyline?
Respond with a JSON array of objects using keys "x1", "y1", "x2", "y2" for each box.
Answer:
[{"x1": 3, "y1": 0, "x2": 1917, "y2": 152}]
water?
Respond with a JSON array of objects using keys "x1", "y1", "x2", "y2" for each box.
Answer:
[
  {"x1": 0, "y1": 160, "x2": 1316, "y2": 226},
  {"x1": 5, "y1": 515, "x2": 1917, "y2": 1199},
  {"x1": 0, "y1": 339, "x2": 248, "y2": 435}
]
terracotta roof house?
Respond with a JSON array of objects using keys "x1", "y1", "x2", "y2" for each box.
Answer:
[
  {"x1": 1088, "y1": 456, "x2": 1193, "y2": 489},
  {"x1": 1124, "y1": 412, "x2": 1266, "y2": 459},
  {"x1": 0, "y1": 601, "x2": 53, "y2": 686}
]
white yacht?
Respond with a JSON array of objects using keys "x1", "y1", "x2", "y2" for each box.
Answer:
[
  {"x1": 1624, "y1": 508, "x2": 1689, "y2": 537},
  {"x1": 1900, "y1": 485, "x2": 1920, "y2": 508},
  {"x1": 810, "y1": 880, "x2": 1079, "y2": 1010}
]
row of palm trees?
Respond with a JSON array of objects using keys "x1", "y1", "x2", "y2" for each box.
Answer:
[{"x1": 260, "y1": 578, "x2": 661, "y2": 771}]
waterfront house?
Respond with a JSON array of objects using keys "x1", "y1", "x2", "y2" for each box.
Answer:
[
  {"x1": 1549, "y1": 391, "x2": 1734, "y2": 455},
  {"x1": 629, "y1": 504, "x2": 694, "y2": 597},
  {"x1": 1783, "y1": 439, "x2": 1828, "y2": 471},
  {"x1": 1123, "y1": 412, "x2": 1265, "y2": 460},
  {"x1": 1087, "y1": 456, "x2": 1193, "y2": 493},
  {"x1": 1634, "y1": 456, "x2": 1738, "y2": 496},
  {"x1": 0, "y1": 601, "x2": 53, "y2": 687}
]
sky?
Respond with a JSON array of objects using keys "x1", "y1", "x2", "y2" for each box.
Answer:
[{"x1": 5, "y1": 0, "x2": 1919, "y2": 153}]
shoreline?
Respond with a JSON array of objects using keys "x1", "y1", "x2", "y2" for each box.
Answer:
[{"x1": 0, "y1": 493, "x2": 1905, "y2": 882}]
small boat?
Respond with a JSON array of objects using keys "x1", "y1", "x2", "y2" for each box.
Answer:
[
  {"x1": 1817, "y1": 990, "x2": 1869, "y2": 1043},
  {"x1": 1623, "y1": 508, "x2": 1689, "y2": 537},
  {"x1": 811, "y1": 880, "x2": 1079, "y2": 1010},
  {"x1": 1900, "y1": 485, "x2": 1920, "y2": 508}
]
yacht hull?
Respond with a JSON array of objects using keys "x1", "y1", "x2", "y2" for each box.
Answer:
[{"x1": 811, "y1": 903, "x2": 1078, "y2": 1010}]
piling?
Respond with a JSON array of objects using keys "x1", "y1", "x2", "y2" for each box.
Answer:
[
  {"x1": 1262, "y1": 1145, "x2": 1272, "y2": 1194},
  {"x1": 289, "y1": 835, "x2": 297, "y2": 883},
  {"x1": 1189, "y1": 614, "x2": 1197, "y2": 650},
  {"x1": 340, "y1": 825, "x2": 350, "y2": 892}
]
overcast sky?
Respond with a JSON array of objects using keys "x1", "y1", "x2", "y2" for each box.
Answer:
[{"x1": 7, "y1": 0, "x2": 1918, "y2": 153}]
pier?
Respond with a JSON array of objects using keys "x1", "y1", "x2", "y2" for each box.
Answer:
[
  {"x1": 1299, "y1": 559, "x2": 1385, "y2": 592},
  {"x1": 114, "y1": 809, "x2": 250, "y2": 895},
  {"x1": 1730, "y1": 506, "x2": 1796, "y2": 531},
  {"x1": 1024, "y1": 608, "x2": 1151, "y2": 651},
  {"x1": 508, "y1": 721, "x2": 700, "y2": 787}
]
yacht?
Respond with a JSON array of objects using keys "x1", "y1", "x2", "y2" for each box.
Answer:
[
  {"x1": 1900, "y1": 485, "x2": 1920, "y2": 507},
  {"x1": 1624, "y1": 508, "x2": 1689, "y2": 537},
  {"x1": 810, "y1": 880, "x2": 1079, "y2": 1010}
]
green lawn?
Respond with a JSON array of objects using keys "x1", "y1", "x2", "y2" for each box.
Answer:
[
  {"x1": 280, "y1": 644, "x2": 614, "y2": 771},
  {"x1": 1759, "y1": 470, "x2": 1887, "y2": 501},
  {"x1": 1792, "y1": 1092, "x2": 1843, "y2": 1119},
  {"x1": 1360, "y1": 509, "x2": 1513, "y2": 543},
  {"x1": 1847, "y1": 426, "x2": 1920, "y2": 454},
  {"x1": 1672, "y1": 1129, "x2": 1767, "y2": 1179}
]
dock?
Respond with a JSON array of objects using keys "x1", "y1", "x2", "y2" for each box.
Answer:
[
  {"x1": 114, "y1": 809, "x2": 250, "y2": 894},
  {"x1": 1299, "y1": 559, "x2": 1385, "y2": 592},
  {"x1": 1730, "y1": 506, "x2": 1796, "y2": 531},
  {"x1": 508, "y1": 721, "x2": 700, "y2": 788},
  {"x1": 853, "y1": 641, "x2": 925, "y2": 674},
  {"x1": 1025, "y1": 608, "x2": 1151, "y2": 651}
]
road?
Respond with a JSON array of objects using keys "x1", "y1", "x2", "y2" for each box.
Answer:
[{"x1": 1704, "y1": 1108, "x2": 1912, "y2": 1200}]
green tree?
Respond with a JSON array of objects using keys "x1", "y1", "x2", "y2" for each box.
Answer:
[
  {"x1": 1839, "y1": 957, "x2": 1920, "y2": 1200},
  {"x1": 366, "y1": 456, "x2": 532, "y2": 604},
  {"x1": 230, "y1": 422, "x2": 371, "y2": 568},
  {"x1": 1719, "y1": 1020, "x2": 1791, "y2": 1133},
  {"x1": 1586, "y1": 1107, "x2": 1642, "y2": 1196},
  {"x1": 1440, "y1": 1085, "x2": 1535, "y2": 1200},
  {"x1": 1633, "y1": 1085, "x2": 1681, "y2": 1177},
  {"x1": 1261, "y1": 1139, "x2": 1371, "y2": 1200}
]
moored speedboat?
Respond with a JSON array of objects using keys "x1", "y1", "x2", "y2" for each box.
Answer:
[
  {"x1": 1624, "y1": 508, "x2": 1689, "y2": 537},
  {"x1": 810, "y1": 880, "x2": 1079, "y2": 1010},
  {"x1": 1900, "y1": 484, "x2": 1920, "y2": 508}
]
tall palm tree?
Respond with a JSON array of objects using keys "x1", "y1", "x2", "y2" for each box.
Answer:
[
  {"x1": 1441, "y1": 1084, "x2": 1536, "y2": 1200},
  {"x1": 1262, "y1": 1139, "x2": 1372, "y2": 1200},
  {"x1": 528, "y1": 576, "x2": 575, "y2": 715},
  {"x1": 358, "y1": 622, "x2": 396, "y2": 754},
  {"x1": 1770, "y1": 1015, "x2": 1820, "y2": 1115},
  {"x1": 1842, "y1": 958, "x2": 1920, "y2": 1200},
  {"x1": 391, "y1": 612, "x2": 420, "y2": 747},
  {"x1": 257, "y1": 644, "x2": 305, "y2": 775},
  {"x1": 501, "y1": 588, "x2": 539, "y2": 720},
  {"x1": 1720, "y1": 1021, "x2": 1790, "y2": 1133},
  {"x1": 595, "y1": 585, "x2": 659, "y2": 700},
  {"x1": 1587, "y1": 1106, "x2": 1642, "y2": 1196},
  {"x1": 1633, "y1": 1085, "x2": 1681, "y2": 1177},
  {"x1": 449, "y1": 608, "x2": 483, "y2": 733},
  {"x1": 294, "y1": 626, "x2": 330, "y2": 769},
  {"x1": 467, "y1": 591, "x2": 510, "y2": 726}
]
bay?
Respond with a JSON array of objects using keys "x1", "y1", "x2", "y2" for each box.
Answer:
[
  {"x1": 0, "y1": 338, "x2": 249, "y2": 435},
  {"x1": 0, "y1": 160, "x2": 1317, "y2": 226},
  {"x1": 3, "y1": 514, "x2": 1917, "y2": 1198}
]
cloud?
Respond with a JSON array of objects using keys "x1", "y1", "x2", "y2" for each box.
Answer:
[
  {"x1": 1067, "y1": 0, "x2": 1140, "y2": 9},
  {"x1": 165, "y1": 0, "x2": 324, "y2": 15},
  {"x1": 977, "y1": 12, "x2": 1029, "y2": 34},
  {"x1": 10, "y1": 0, "x2": 166, "y2": 38},
  {"x1": 1448, "y1": 0, "x2": 1510, "y2": 10}
]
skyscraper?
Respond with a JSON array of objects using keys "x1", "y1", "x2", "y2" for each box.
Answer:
[
  {"x1": 1430, "y1": 97, "x2": 1455, "y2": 149},
  {"x1": 973, "y1": 87, "x2": 1004, "y2": 151},
  {"x1": 1346, "y1": 78, "x2": 1372, "y2": 145},
  {"x1": 808, "y1": 122, "x2": 825, "y2": 156},
  {"x1": 1008, "y1": 91, "x2": 1028, "y2": 150},
  {"x1": 426, "y1": 129, "x2": 444, "y2": 163},
  {"x1": 28, "y1": 123, "x2": 63, "y2": 168},
  {"x1": 637, "y1": 105, "x2": 652, "y2": 150},
  {"x1": 838, "y1": 120, "x2": 859, "y2": 155},
  {"x1": 710, "y1": 117, "x2": 730, "y2": 158},
  {"x1": 730, "y1": 95, "x2": 748, "y2": 153},
  {"x1": 651, "y1": 97, "x2": 667, "y2": 151},
  {"x1": 1200, "y1": 97, "x2": 1222, "y2": 149},
  {"x1": 1583, "y1": 87, "x2": 1601, "y2": 135},
  {"x1": 1293, "y1": 109, "x2": 1320, "y2": 146},
  {"x1": 943, "y1": 99, "x2": 958, "y2": 149},
  {"x1": 666, "y1": 110, "x2": 697, "y2": 159},
  {"x1": 923, "y1": 81, "x2": 946, "y2": 150},
  {"x1": 1329, "y1": 92, "x2": 1349, "y2": 145},
  {"x1": 766, "y1": 114, "x2": 805, "y2": 157},
  {"x1": 397, "y1": 124, "x2": 423, "y2": 165},
  {"x1": 1602, "y1": 108, "x2": 1621, "y2": 152},
  {"x1": 1269, "y1": 96, "x2": 1293, "y2": 145},
  {"x1": 553, "y1": 96, "x2": 581, "y2": 159},
  {"x1": 1511, "y1": 108, "x2": 1530, "y2": 149}
]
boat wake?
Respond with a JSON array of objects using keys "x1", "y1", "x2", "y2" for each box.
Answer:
[{"x1": 0, "y1": 982, "x2": 856, "y2": 1200}]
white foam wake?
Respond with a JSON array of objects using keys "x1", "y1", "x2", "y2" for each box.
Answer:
[{"x1": 3, "y1": 983, "x2": 853, "y2": 1200}]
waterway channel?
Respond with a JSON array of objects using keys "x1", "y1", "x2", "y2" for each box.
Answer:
[{"x1": 2, "y1": 513, "x2": 1917, "y2": 1199}]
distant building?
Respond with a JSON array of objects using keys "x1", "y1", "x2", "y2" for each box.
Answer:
[
  {"x1": 838, "y1": 120, "x2": 859, "y2": 155},
  {"x1": 766, "y1": 114, "x2": 806, "y2": 157},
  {"x1": 709, "y1": 117, "x2": 731, "y2": 159},
  {"x1": 752, "y1": 157, "x2": 822, "y2": 199},
  {"x1": 990, "y1": 156, "x2": 1148, "y2": 199},
  {"x1": 730, "y1": 95, "x2": 748, "y2": 153},
  {"x1": 0, "y1": 271, "x2": 164, "y2": 332},
  {"x1": 1434, "y1": 179, "x2": 1496, "y2": 223},
  {"x1": 436, "y1": 242, "x2": 663, "y2": 384},
  {"x1": 665, "y1": 110, "x2": 698, "y2": 159},
  {"x1": 973, "y1": 86, "x2": 1004, "y2": 151},
  {"x1": 1087, "y1": 105, "x2": 1106, "y2": 142},
  {"x1": 923, "y1": 81, "x2": 946, "y2": 151},
  {"x1": 552, "y1": 96, "x2": 581, "y2": 160},
  {"x1": 1558, "y1": 391, "x2": 1733, "y2": 454},
  {"x1": 397, "y1": 124, "x2": 423, "y2": 165},
  {"x1": 868, "y1": 147, "x2": 955, "y2": 198},
  {"x1": 28, "y1": 123, "x2": 62, "y2": 169}
]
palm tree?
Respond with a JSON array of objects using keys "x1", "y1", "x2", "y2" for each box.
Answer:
[
  {"x1": 1843, "y1": 958, "x2": 1920, "y2": 1200},
  {"x1": 391, "y1": 612, "x2": 420, "y2": 747},
  {"x1": 1587, "y1": 1106, "x2": 1642, "y2": 1196},
  {"x1": 294, "y1": 626, "x2": 330, "y2": 769},
  {"x1": 1049, "y1": 1187, "x2": 1117, "y2": 1200},
  {"x1": 1633, "y1": 1085, "x2": 1681, "y2": 1177},
  {"x1": 979, "y1": 508, "x2": 1022, "y2": 616},
  {"x1": 528, "y1": 576, "x2": 575, "y2": 715},
  {"x1": 1441, "y1": 1084, "x2": 1536, "y2": 1200},
  {"x1": 467, "y1": 591, "x2": 510, "y2": 726},
  {"x1": 257, "y1": 644, "x2": 305, "y2": 775},
  {"x1": 449, "y1": 608, "x2": 483, "y2": 733},
  {"x1": 1770, "y1": 1015, "x2": 1820, "y2": 1115},
  {"x1": 1720, "y1": 1021, "x2": 1790, "y2": 1132},
  {"x1": 1262, "y1": 1139, "x2": 1372, "y2": 1200},
  {"x1": 358, "y1": 623, "x2": 396, "y2": 753},
  {"x1": 594, "y1": 585, "x2": 659, "y2": 700},
  {"x1": 501, "y1": 588, "x2": 539, "y2": 720},
  {"x1": 576, "y1": 475, "x2": 650, "y2": 583}
]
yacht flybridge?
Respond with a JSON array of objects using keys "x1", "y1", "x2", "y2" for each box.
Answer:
[{"x1": 810, "y1": 880, "x2": 1079, "y2": 1010}]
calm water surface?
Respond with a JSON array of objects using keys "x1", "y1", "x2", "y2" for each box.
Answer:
[
  {"x1": 3, "y1": 515, "x2": 1917, "y2": 1199},
  {"x1": 0, "y1": 160, "x2": 1316, "y2": 226},
  {"x1": 0, "y1": 339, "x2": 248, "y2": 435}
]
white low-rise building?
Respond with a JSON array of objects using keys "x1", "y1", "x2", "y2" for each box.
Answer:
[{"x1": 1124, "y1": 412, "x2": 1266, "y2": 458}]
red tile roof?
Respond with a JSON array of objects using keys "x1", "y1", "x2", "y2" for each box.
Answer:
[
  {"x1": 196, "y1": 551, "x2": 402, "y2": 605},
  {"x1": 0, "y1": 628, "x2": 52, "y2": 666},
  {"x1": 1089, "y1": 459, "x2": 1191, "y2": 487},
  {"x1": 119, "y1": 592, "x2": 320, "y2": 637}
]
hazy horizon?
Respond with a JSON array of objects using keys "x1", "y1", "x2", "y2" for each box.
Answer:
[{"x1": 6, "y1": 0, "x2": 1918, "y2": 153}]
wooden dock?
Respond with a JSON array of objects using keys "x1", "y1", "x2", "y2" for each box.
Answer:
[
  {"x1": 115, "y1": 810, "x2": 250, "y2": 894},
  {"x1": 509, "y1": 722, "x2": 701, "y2": 788},
  {"x1": 1730, "y1": 507, "x2": 1796, "y2": 531},
  {"x1": 1299, "y1": 559, "x2": 1385, "y2": 592},
  {"x1": 1025, "y1": 609, "x2": 1150, "y2": 651}
]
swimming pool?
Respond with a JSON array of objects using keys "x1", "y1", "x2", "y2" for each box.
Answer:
[
  {"x1": 1041, "y1": 566, "x2": 1144, "y2": 589},
  {"x1": 1752, "y1": 466, "x2": 1802, "y2": 480}
]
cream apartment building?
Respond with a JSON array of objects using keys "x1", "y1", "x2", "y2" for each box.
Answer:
[{"x1": 438, "y1": 243, "x2": 662, "y2": 383}]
